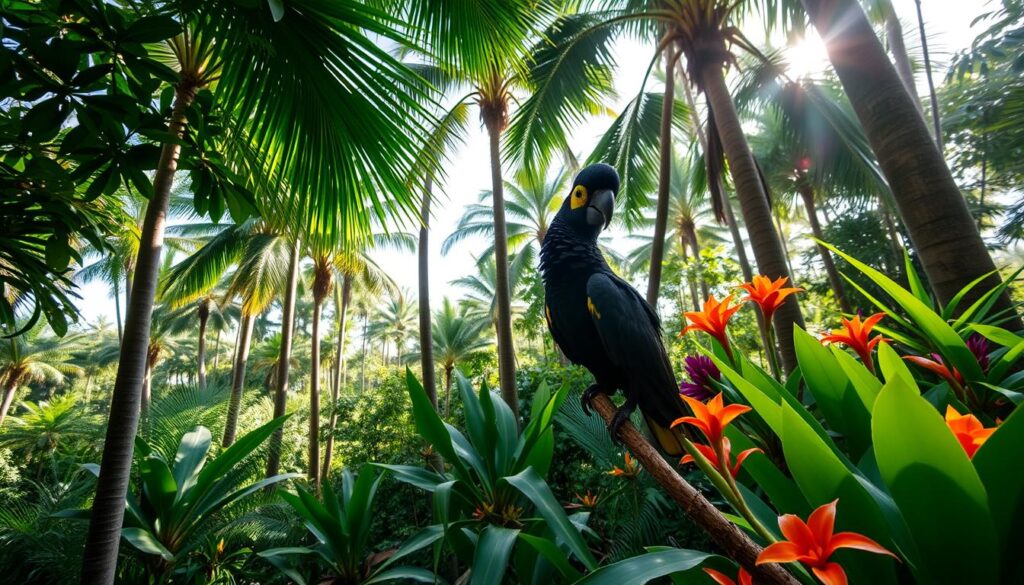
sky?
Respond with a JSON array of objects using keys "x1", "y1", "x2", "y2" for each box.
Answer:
[{"x1": 74, "y1": 0, "x2": 995, "y2": 327}]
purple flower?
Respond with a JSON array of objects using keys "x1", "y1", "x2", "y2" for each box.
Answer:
[
  {"x1": 679, "y1": 355, "x2": 721, "y2": 401},
  {"x1": 966, "y1": 334, "x2": 990, "y2": 371}
]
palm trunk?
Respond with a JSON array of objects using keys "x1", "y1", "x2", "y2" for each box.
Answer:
[
  {"x1": 266, "y1": 240, "x2": 301, "y2": 479},
  {"x1": 803, "y1": 0, "x2": 1020, "y2": 328},
  {"x1": 884, "y1": 8, "x2": 922, "y2": 117},
  {"x1": 308, "y1": 295, "x2": 322, "y2": 489},
  {"x1": 80, "y1": 82, "x2": 195, "y2": 585},
  {"x1": 683, "y1": 224, "x2": 709, "y2": 300},
  {"x1": 700, "y1": 55, "x2": 804, "y2": 372},
  {"x1": 124, "y1": 268, "x2": 133, "y2": 311},
  {"x1": 222, "y1": 312, "x2": 254, "y2": 447},
  {"x1": 360, "y1": 315, "x2": 368, "y2": 395},
  {"x1": 0, "y1": 381, "x2": 17, "y2": 427},
  {"x1": 483, "y1": 112, "x2": 519, "y2": 422},
  {"x1": 140, "y1": 363, "x2": 152, "y2": 422},
  {"x1": 213, "y1": 328, "x2": 222, "y2": 370},
  {"x1": 774, "y1": 216, "x2": 796, "y2": 278},
  {"x1": 444, "y1": 365, "x2": 454, "y2": 418},
  {"x1": 799, "y1": 185, "x2": 853, "y2": 313},
  {"x1": 680, "y1": 240, "x2": 701, "y2": 312},
  {"x1": 197, "y1": 301, "x2": 209, "y2": 390},
  {"x1": 322, "y1": 276, "x2": 351, "y2": 477},
  {"x1": 417, "y1": 180, "x2": 445, "y2": 471},
  {"x1": 646, "y1": 45, "x2": 678, "y2": 308},
  {"x1": 913, "y1": 0, "x2": 943, "y2": 149},
  {"x1": 113, "y1": 284, "x2": 123, "y2": 346}
]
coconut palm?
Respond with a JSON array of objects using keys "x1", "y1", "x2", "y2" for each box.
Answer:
[
  {"x1": 367, "y1": 291, "x2": 418, "y2": 367},
  {"x1": 161, "y1": 219, "x2": 292, "y2": 446},
  {"x1": 80, "y1": 2, "x2": 439, "y2": 577},
  {"x1": 802, "y1": 0, "x2": 1021, "y2": 330},
  {"x1": 409, "y1": 298, "x2": 491, "y2": 417},
  {"x1": 443, "y1": 161, "x2": 570, "y2": 259},
  {"x1": 0, "y1": 324, "x2": 84, "y2": 427},
  {"x1": 401, "y1": 6, "x2": 618, "y2": 420},
  {"x1": 452, "y1": 250, "x2": 535, "y2": 334},
  {"x1": 538, "y1": 1, "x2": 807, "y2": 368}
]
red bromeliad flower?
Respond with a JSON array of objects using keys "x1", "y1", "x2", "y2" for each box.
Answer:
[
  {"x1": 820, "y1": 313, "x2": 887, "y2": 372},
  {"x1": 704, "y1": 567, "x2": 752, "y2": 585},
  {"x1": 757, "y1": 500, "x2": 897, "y2": 585},
  {"x1": 680, "y1": 437, "x2": 762, "y2": 478},
  {"x1": 903, "y1": 354, "x2": 965, "y2": 386},
  {"x1": 945, "y1": 406, "x2": 996, "y2": 459},
  {"x1": 672, "y1": 392, "x2": 751, "y2": 446},
  {"x1": 738, "y1": 275, "x2": 803, "y2": 324},
  {"x1": 682, "y1": 295, "x2": 744, "y2": 356},
  {"x1": 607, "y1": 452, "x2": 641, "y2": 478}
]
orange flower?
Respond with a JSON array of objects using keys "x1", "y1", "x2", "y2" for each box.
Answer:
[
  {"x1": 607, "y1": 452, "x2": 641, "y2": 478},
  {"x1": 903, "y1": 354, "x2": 964, "y2": 386},
  {"x1": 739, "y1": 275, "x2": 803, "y2": 324},
  {"x1": 573, "y1": 490, "x2": 600, "y2": 508},
  {"x1": 672, "y1": 392, "x2": 751, "y2": 446},
  {"x1": 945, "y1": 406, "x2": 996, "y2": 459},
  {"x1": 681, "y1": 437, "x2": 762, "y2": 478},
  {"x1": 704, "y1": 567, "x2": 752, "y2": 585},
  {"x1": 757, "y1": 500, "x2": 897, "y2": 585},
  {"x1": 820, "y1": 313, "x2": 887, "y2": 372},
  {"x1": 682, "y1": 295, "x2": 744, "y2": 356}
]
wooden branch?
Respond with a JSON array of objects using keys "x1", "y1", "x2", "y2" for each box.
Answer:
[{"x1": 591, "y1": 395, "x2": 800, "y2": 585}]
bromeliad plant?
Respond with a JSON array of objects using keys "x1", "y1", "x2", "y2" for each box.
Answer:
[
  {"x1": 69, "y1": 416, "x2": 298, "y2": 580},
  {"x1": 665, "y1": 246, "x2": 1024, "y2": 584},
  {"x1": 378, "y1": 370, "x2": 598, "y2": 584},
  {"x1": 260, "y1": 467, "x2": 444, "y2": 585}
]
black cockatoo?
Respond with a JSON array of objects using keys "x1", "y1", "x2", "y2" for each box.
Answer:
[{"x1": 540, "y1": 163, "x2": 687, "y2": 455}]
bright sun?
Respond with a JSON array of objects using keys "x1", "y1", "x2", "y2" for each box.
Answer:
[{"x1": 784, "y1": 33, "x2": 832, "y2": 78}]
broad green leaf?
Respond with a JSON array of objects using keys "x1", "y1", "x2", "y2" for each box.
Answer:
[
  {"x1": 122, "y1": 527, "x2": 174, "y2": 561},
  {"x1": 172, "y1": 426, "x2": 211, "y2": 497},
  {"x1": 573, "y1": 548, "x2": 714, "y2": 584},
  {"x1": 517, "y1": 534, "x2": 582, "y2": 581},
  {"x1": 374, "y1": 464, "x2": 445, "y2": 491},
  {"x1": 974, "y1": 403, "x2": 1024, "y2": 580},
  {"x1": 139, "y1": 457, "x2": 177, "y2": 529},
  {"x1": 793, "y1": 327, "x2": 872, "y2": 458},
  {"x1": 377, "y1": 525, "x2": 446, "y2": 572},
  {"x1": 405, "y1": 370, "x2": 468, "y2": 479},
  {"x1": 470, "y1": 525, "x2": 519, "y2": 585},
  {"x1": 824, "y1": 243, "x2": 985, "y2": 383},
  {"x1": 872, "y1": 366, "x2": 1000, "y2": 584},
  {"x1": 779, "y1": 404, "x2": 898, "y2": 585},
  {"x1": 364, "y1": 567, "x2": 439, "y2": 584},
  {"x1": 505, "y1": 467, "x2": 597, "y2": 570},
  {"x1": 724, "y1": 427, "x2": 809, "y2": 516}
]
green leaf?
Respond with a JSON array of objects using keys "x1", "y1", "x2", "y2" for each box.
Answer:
[
  {"x1": 470, "y1": 525, "x2": 519, "y2": 585},
  {"x1": 377, "y1": 525, "x2": 445, "y2": 573},
  {"x1": 123, "y1": 15, "x2": 182, "y2": 43},
  {"x1": 793, "y1": 327, "x2": 872, "y2": 458},
  {"x1": 504, "y1": 467, "x2": 597, "y2": 571},
  {"x1": 779, "y1": 404, "x2": 899, "y2": 585},
  {"x1": 364, "y1": 567, "x2": 439, "y2": 584},
  {"x1": 573, "y1": 548, "x2": 714, "y2": 584},
  {"x1": 374, "y1": 464, "x2": 444, "y2": 491},
  {"x1": 121, "y1": 527, "x2": 174, "y2": 561},
  {"x1": 172, "y1": 426, "x2": 211, "y2": 497},
  {"x1": 517, "y1": 534, "x2": 582, "y2": 581},
  {"x1": 872, "y1": 360, "x2": 1000, "y2": 584},
  {"x1": 823, "y1": 243, "x2": 986, "y2": 383},
  {"x1": 405, "y1": 370, "x2": 467, "y2": 478},
  {"x1": 267, "y1": 0, "x2": 286, "y2": 22},
  {"x1": 139, "y1": 457, "x2": 177, "y2": 528},
  {"x1": 974, "y1": 403, "x2": 1024, "y2": 580}
]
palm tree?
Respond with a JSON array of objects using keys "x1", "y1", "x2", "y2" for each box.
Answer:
[
  {"x1": 452, "y1": 250, "x2": 534, "y2": 336},
  {"x1": 83, "y1": 2, "x2": 439, "y2": 577},
  {"x1": 0, "y1": 325, "x2": 83, "y2": 427},
  {"x1": 367, "y1": 291, "x2": 418, "y2": 366},
  {"x1": 541, "y1": 1, "x2": 807, "y2": 368},
  {"x1": 161, "y1": 220, "x2": 292, "y2": 447},
  {"x1": 402, "y1": 7, "x2": 617, "y2": 419},
  {"x1": 443, "y1": 161, "x2": 570, "y2": 259},
  {"x1": 802, "y1": 0, "x2": 1020, "y2": 329},
  {"x1": 410, "y1": 298, "x2": 491, "y2": 417}
]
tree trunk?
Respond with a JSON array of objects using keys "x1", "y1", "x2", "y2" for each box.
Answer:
[
  {"x1": 417, "y1": 180, "x2": 445, "y2": 471},
  {"x1": 444, "y1": 365, "x2": 454, "y2": 418},
  {"x1": 774, "y1": 215, "x2": 796, "y2": 278},
  {"x1": 80, "y1": 82, "x2": 196, "y2": 585},
  {"x1": 913, "y1": 0, "x2": 943, "y2": 150},
  {"x1": 113, "y1": 283, "x2": 123, "y2": 346},
  {"x1": 799, "y1": 185, "x2": 853, "y2": 313},
  {"x1": 140, "y1": 363, "x2": 151, "y2": 423},
  {"x1": 266, "y1": 240, "x2": 301, "y2": 479},
  {"x1": 124, "y1": 268, "x2": 133, "y2": 311},
  {"x1": 483, "y1": 113, "x2": 519, "y2": 422},
  {"x1": 680, "y1": 238, "x2": 701, "y2": 312},
  {"x1": 700, "y1": 55, "x2": 804, "y2": 372},
  {"x1": 197, "y1": 301, "x2": 209, "y2": 390},
  {"x1": 222, "y1": 312, "x2": 254, "y2": 447},
  {"x1": 322, "y1": 275, "x2": 351, "y2": 478},
  {"x1": 884, "y1": 8, "x2": 922, "y2": 117},
  {"x1": 213, "y1": 328, "x2": 222, "y2": 370},
  {"x1": 803, "y1": 0, "x2": 1020, "y2": 328},
  {"x1": 646, "y1": 45, "x2": 678, "y2": 308},
  {"x1": 308, "y1": 295, "x2": 322, "y2": 489},
  {"x1": 0, "y1": 382, "x2": 17, "y2": 427},
  {"x1": 360, "y1": 315, "x2": 368, "y2": 395},
  {"x1": 683, "y1": 223, "x2": 709, "y2": 300}
]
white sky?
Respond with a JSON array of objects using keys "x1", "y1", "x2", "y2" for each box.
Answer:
[{"x1": 74, "y1": 0, "x2": 993, "y2": 326}]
